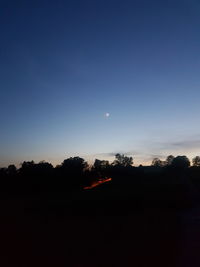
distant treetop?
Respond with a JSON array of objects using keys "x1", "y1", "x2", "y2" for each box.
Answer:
[{"x1": 112, "y1": 153, "x2": 133, "y2": 167}]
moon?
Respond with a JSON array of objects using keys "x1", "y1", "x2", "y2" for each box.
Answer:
[{"x1": 105, "y1": 112, "x2": 110, "y2": 118}]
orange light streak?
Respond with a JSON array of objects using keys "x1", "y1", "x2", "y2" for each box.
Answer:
[{"x1": 84, "y1": 177, "x2": 112, "y2": 190}]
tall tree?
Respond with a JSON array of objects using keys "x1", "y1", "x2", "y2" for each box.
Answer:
[
  {"x1": 112, "y1": 154, "x2": 133, "y2": 167},
  {"x1": 61, "y1": 157, "x2": 88, "y2": 173},
  {"x1": 171, "y1": 156, "x2": 190, "y2": 169}
]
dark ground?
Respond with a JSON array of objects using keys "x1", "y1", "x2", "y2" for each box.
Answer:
[
  {"x1": 0, "y1": 177, "x2": 200, "y2": 267},
  {"x1": 0, "y1": 189, "x2": 200, "y2": 267}
]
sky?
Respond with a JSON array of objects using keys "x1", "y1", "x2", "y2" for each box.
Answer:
[{"x1": 1, "y1": 0, "x2": 200, "y2": 167}]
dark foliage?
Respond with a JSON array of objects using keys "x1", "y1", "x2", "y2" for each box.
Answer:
[
  {"x1": 0, "y1": 154, "x2": 198, "y2": 210},
  {"x1": 1, "y1": 153, "x2": 200, "y2": 267}
]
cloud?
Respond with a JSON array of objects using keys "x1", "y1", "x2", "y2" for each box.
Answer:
[
  {"x1": 93, "y1": 150, "x2": 140, "y2": 157},
  {"x1": 157, "y1": 138, "x2": 200, "y2": 153},
  {"x1": 170, "y1": 139, "x2": 200, "y2": 149},
  {"x1": 85, "y1": 136, "x2": 200, "y2": 166}
]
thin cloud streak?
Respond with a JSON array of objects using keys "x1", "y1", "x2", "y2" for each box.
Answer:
[{"x1": 93, "y1": 137, "x2": 200, "y2": 165}]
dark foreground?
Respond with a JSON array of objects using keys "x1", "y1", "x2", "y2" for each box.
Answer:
[{"x1": 0, "y1": 185, "x2": 200, "y2": 267}]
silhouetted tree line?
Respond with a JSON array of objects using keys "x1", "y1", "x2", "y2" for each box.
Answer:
[{"x1": 1, "y1": 154, "x2": 200, "y2": 208}]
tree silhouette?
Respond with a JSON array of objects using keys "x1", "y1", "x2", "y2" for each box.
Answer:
[
  {"x1": 61, "y1": 157, "x2": 88, "y2": 172},
  {"x1": 20, "y1": 160, "x2": 35, "y2": 169},
  {"x1": 166, "y1": 155, "x2": 175, "y2": 166},
  {"x1": 0, "y1": 152, "x2": 197, "y2": 204},
  {"x1": 19, "y1": 161, "x2": 36, "y2": 175},
  {"x1": 7, "y1": 165, "x2": 17, "y2": 175},
  {"x1": 192, "y1": 156, "x2": 200, "y2": 167},
  {"x1": 0, "y1": 168, "x2": 7, "y2": 178},
  {"x1": 93, "y1": 159, "x2": 109, "y2": 172},
  {"x1": 171, "y1": 156, "x2": 190, "y2": 169},
  {"x1": 112, "y1": 153, "x2": 133, "y2": 167},
  {"x1": 152, "y1": 158, "x2": 163, "y2": 167}
]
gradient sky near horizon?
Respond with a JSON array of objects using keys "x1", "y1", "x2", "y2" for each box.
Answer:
[{"x1": 1, "y1": 0, "x2": 200, "y2": 167}]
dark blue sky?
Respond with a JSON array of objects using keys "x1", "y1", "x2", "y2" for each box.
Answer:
[{"x1": 1, "y1": 0, "x2": 200, "y2": 166}]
